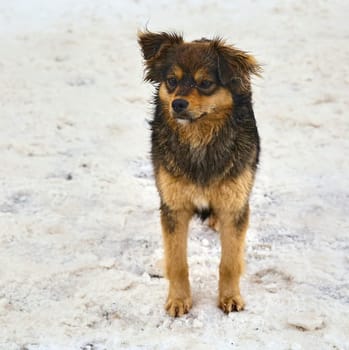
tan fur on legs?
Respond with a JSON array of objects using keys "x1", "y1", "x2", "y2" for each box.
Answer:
[
  {"x1": 158, "y1": 166, "x2": 254, "y2": 315},
  {"x1": 217, "y1": 206, "x2": 249, "y2": 313},
  {"x1": 161, "y1": 207, "x2": 193, "y2": 317}
]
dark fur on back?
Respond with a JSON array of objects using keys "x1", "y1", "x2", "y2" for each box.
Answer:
[{"x1": 150, "y1": 91, "x2": 260, "y2": 186}]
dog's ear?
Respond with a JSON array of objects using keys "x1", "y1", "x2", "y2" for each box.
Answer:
[
  {"x1": 212, "y1": 39, "x2": 261, "y2": 92},
  {"x1": 138, "y1": 31, "x2": 183, "y2": 83}
]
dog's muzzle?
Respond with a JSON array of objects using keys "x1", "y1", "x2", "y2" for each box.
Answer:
[{"x1": 172, "y1": 99, "x2": 207, "y2": 123}]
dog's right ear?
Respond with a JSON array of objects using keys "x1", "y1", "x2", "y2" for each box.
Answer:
[{"x1": 138, "y1": 31, "x2": 183, "y2": 83}]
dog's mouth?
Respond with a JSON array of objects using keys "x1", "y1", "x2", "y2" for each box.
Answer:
[{"x1": 174, "y1": 112, "x2": 208, "y2": 124}]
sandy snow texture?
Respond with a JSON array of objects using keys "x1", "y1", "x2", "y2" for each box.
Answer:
[{"x1": 0, "y1": 0, "x2": 348, "y2": 349}]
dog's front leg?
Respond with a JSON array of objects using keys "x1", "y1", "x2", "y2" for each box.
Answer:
[
  {"x1": 160, "y1": 203, "x2": 192, "y2": 317},
  {"x1": 218, "y1": 205, "x2": 250, "y2": 313}
]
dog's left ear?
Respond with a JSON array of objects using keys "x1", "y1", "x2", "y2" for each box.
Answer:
[
  {"x1": 138, "y1": 31, "x2": 183, "y2": 83},
  {"x1": 213, "y1": 39, "x2": 262, "y2": 92}
]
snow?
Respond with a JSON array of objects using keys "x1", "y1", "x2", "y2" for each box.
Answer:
[{"x1": 0, "y1": 0, "x2": 348, "y2": 349}]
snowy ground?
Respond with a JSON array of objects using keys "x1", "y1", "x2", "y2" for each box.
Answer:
[{"x1": 0, "y1": 0, "x2": 348, "y2": 349}]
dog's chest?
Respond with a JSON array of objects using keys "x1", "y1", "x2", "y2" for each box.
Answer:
[
  {"x1": 157, "y1": 165, "x2": 254, "y2": 215},
  {"x1": 192, "y1": 193, "x2": 210, "y2": 211},
  {"x1": 158, "y1": 166, "x2": 210, "y2": 211}
]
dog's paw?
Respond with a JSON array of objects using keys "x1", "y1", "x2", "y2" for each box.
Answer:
[
  {"x1": 219, "y1": 294, "x2": 245, "y2": 314},
  {"x1": 165, "y1": 297, "x2": 192, "y2": 317}
]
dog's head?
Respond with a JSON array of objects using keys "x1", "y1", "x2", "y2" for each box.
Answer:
[{"x1": 138, "y1": 31, "x2": 261, "y2": 124}]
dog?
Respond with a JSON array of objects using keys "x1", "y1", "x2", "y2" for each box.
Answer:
[{"x1": 138, "y1": 31, "x2": 261, "y2": 317}]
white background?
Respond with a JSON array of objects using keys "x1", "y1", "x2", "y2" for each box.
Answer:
[{"x1": 0, "y1": 1, "x2": 348, "y2": 349}]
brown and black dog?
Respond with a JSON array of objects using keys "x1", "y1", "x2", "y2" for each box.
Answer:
[{"x1": 138, "y1": 31, "x2": 261, "y2": 317}]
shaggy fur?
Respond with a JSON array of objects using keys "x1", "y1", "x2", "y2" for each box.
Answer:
[{"x1": 138, "y1": 31, "x2": 261, "y2": 317}]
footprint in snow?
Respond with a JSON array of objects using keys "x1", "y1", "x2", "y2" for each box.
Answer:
[{"x1": 251, "y1": 267, "x2": 293, "y2": 293}]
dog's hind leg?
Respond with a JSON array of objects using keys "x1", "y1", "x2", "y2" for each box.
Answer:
[
  {"x1": 160, "y1": 204, "x2": 193, "y2": 317},
  {"x1": 217, "y1": 204, "x2": 249, "y2": 313}
]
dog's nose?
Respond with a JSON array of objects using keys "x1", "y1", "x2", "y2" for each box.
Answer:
[{"x1": 172, "y1": 99, "x2": 189, "y2": 113}]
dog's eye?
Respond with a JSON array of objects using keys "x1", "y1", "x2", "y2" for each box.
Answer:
[
  {"x1": 198, "y1": 80, "x2": 214, "y2": 90},
  {"x1": 167, "y1": 77, "x2": 178, "y2": 89}
]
